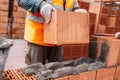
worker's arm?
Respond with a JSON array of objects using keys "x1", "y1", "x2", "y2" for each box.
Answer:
[
  {"x1": 16, "y1": 0, "x2": 55, "y2": 23},
  {"x1": 16, "y1": 0, "x2": 44, "y2": 13}
]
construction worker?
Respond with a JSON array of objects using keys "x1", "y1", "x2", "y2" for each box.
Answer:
[{"x1": 16, "y1": 0, "x2": 87, "y2": 64}]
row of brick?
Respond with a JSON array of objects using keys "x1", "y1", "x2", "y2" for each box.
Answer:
[
  {"x1": 98, "y1": 3, "x2": 120, "y2": 34},
  {"x1": 55, "y1": 66, "x2": 120, "y2": 80},
  {"x1": 2, "y1": 65, "x2": 120, "y2": 80},
  {"x1": 63, "y1": 44, "x2": 89, "y2": 60},
  {"x1": 90, "y1": 36, "x2": 120, "y2": 67},
  {"x1": 2, "y1": 69, "x2": 36, "y2": 80},
  {"x1": 0, "y1": 0, "x2": 9, "y2": 37}
]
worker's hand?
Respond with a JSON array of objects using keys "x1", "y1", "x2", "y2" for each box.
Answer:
[
  {"x1": 40, "y1": 1, "x2": 56, "y2": 24},
  {"x1": 74, "y1": 9, "x2": 87, "y2": 13},
  {"x1": 114, "y1": 32, "x2": 120, "y2": 39}
]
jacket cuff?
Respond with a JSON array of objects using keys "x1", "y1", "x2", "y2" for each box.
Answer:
[
  {"x1": 39, "y1": 1, "x2": 47, "y2": 11},
  {"x1": 34, "y1": 0, "x2": 43, "y2": 13}
]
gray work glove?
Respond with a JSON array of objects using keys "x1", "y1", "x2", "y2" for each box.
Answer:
[
  {"x1": 40, "y1": 1, "x2": 56, "y2": 24},
  {"x1": 74, "y1": 9, "x2": 88, "y2": 13}
]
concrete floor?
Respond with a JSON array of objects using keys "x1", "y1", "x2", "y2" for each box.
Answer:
[{"x1": 4, "y1": 39, "x2": 27, "y2": 70}]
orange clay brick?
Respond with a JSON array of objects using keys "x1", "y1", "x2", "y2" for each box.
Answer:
[
  {"x1": 2, "y1": 70, "x2": 19, "y2": 80},
  {"x1": 92, "y1": 36, "x2": 120, "y2": 67},
  {"x1": 2, "y1": 69, "x2": 36, "y2": 80},
  {"x1": 69, "y1": 74, "x2": 80, "y2": 80},
  {"x1": 114, "y1": 66, "x2": 120, "y2": 80},
  {"x1": 14, "y1": 69, "x2": 36, "y2": 80},
  {"x1": 96, "y1": 67, "x2": 116, "y2": 80},
  {"x1": 54, "y1": 77, "x2": 69, "y2": 80},
  {"x1": 79, "y1": 70, "x2": 96, "y2": 80}
]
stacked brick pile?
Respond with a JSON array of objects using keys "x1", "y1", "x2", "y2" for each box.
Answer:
[
  {"x1": 0, "y1": 0, "x2": 9, "y2": 37},
  {"x1": 99, "y1": 7, "x2": 117, "y2": 34},
  {"x1": 0, "y1": 0, "x2": 26, "y2": 38},
  {"x1": 89, "y1": 1, "x2": 120, "y2": 34},
  {"x1": 63, "y1": 44, "x2": 89, "y2": 60},
  {"x1": 78, "y1": 0, "x2": 96, "y2": 39},
  {"x1": 12, "y1": 0, "x2": 26, "y2": 38},
  {"x1": 116, "y1": 15, "x2": 120, "y2": 32}
]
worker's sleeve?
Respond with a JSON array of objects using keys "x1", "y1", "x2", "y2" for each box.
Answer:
[
  {"x1": 16, "y1": 0, "x2": 43, "y2": 13},
  {"x1": 72, "y1": 0, "x2": 79, "y2": 11}
]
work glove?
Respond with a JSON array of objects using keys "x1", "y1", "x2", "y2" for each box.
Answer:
[
  {"x1": 40, "y1": 1, "x2": 56, "y2": 24},
  {"x1": 74, "y1": 9, "x2": 88, "y2": 13},
  {"x1": 114, "y1": 32, "x2": 120, "y2": 39}
]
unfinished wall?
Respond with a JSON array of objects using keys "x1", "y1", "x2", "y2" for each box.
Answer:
[
  {"x1": 12, "y1": 0, "x2": 26, "y2": 38},
  {"x1": 0, "y1": 0, "x2": 26, "y2": 38},
  {"x1": 0, "y1": 0, "x2": 9, "y2": 37}
]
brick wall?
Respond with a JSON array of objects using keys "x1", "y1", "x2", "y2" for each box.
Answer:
[
  {"x1": 2, "y1": 65, "x2": 120, "y2": 80},
  {"x1": 12, "y1": 0, "x2": 26, "y2": 38},
  {"x1": 0, "y1": 0, "x2": 9, "y2": 37},
  {"x1": 0, "y1": 0, "x2": 26, "y2": 38}
]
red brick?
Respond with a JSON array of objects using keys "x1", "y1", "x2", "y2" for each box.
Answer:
[
  {"x1": 71, "y1": 44, "x2": 89, "y2": 59},
  {"x1": 13, "y1": 12, "x2": 26, "y2": 18},
  {"x1": 116, "y1": 19, "x2": 120, "y2": 27},
  {"x1": 69, "y1": 74, "x2": 80, "y2": 80},
  {"x1": 110, "y1": 9, "x2": 117, "y2": 15},
  {"x1": 12, "y1": 27, "x2": 24, "y2": 34},
  {"x1": 14, "y1": 69, "x2": 36, "y2": 80},
  {"x1": 96, "y1": 67, "x2": 116, "y2": 80},
  {"x1": 2, "y1": 70, "x2": 19, "y2": 80},
  {"x1": 91, "y1": 36, "x2": 120, "y2": 67},
  {"x1": 97, "y1": 24, "x2": 106, "y2": 33},
  {"x1": 105, "y1": 27, "x2": 115, "y2": 34},
  {"x1": 101, "y1": 7, "x2": 109, "y2": 14},
  {"x1": 78, "y1": 1, "x2": 90, "y2": 11},
  {"x1": 89, "y1": 13, "x2": 96, "y2": 24},
  {"x1": 108, "y1": 17, "x2": 116, "y2": 27},
  {"x1": 12, "y1": 23, "x2": 25, "y2": 28},
  {"x1": 82, "y1": 44, "x2": 89, "y2": 57},
  {"x1": 116, "y1": 26, "x2": 120, "y2": 32},
  {"x1": 12, "y1": 34, "x2": 24, "y2": 39},
  {"x1": 0, "y1": 4, "x2": 8, "y2": 11},
  {"x1": 90, "y1": 24, "x2": 95, "y2": 38},
  {"x1": 1, "y1": 17, "x2": 8, "y2": 23},
  {"x1": 44, "y1": 10, "x2": 89, "y2": 44},
  {"x1": 0, "y1": 11, "x2": 8, "y2": 16},
  {"x1": 13, "y1": 17, "x2": 25, "y2": 24},
  {"x1": 17, "y1": 7, "x2": 26, "y2": 12},
  {"x1": 55, "y1": 77, "x2": 68, "y2": 80},
  {"x1": 114, "y1": 66, "x2": 120, "y2": 80},
  {"x1": 0, "y1": 26, "x2": 7, "y2": 34},
  {"x1": 79, "y1": 70, "x2": 96, "y2": 80},
  {"x1": 99, "y1": 15, "x2": 108, "y2": 25},
  {"x1": 63, "y1": 45, "x2": 72, "y2": 60},
  {"x1": 71, "y1": 44, "x2": 83, "y2": 59},
  {"x1": 0, "y1": 0, "x2": 9, "y2": 4},
  {"x1": 13, "y1": 5, "x2": 18, "y2": 11}
]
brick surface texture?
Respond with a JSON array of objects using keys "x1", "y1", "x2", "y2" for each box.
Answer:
[{"x1": 0, "y1": 0, "x2": 25, "y2": 38}]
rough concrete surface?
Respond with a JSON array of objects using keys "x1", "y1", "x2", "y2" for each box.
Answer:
[{"x1": 4, "y1": 39, "x2": 27, "y2": 70}]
